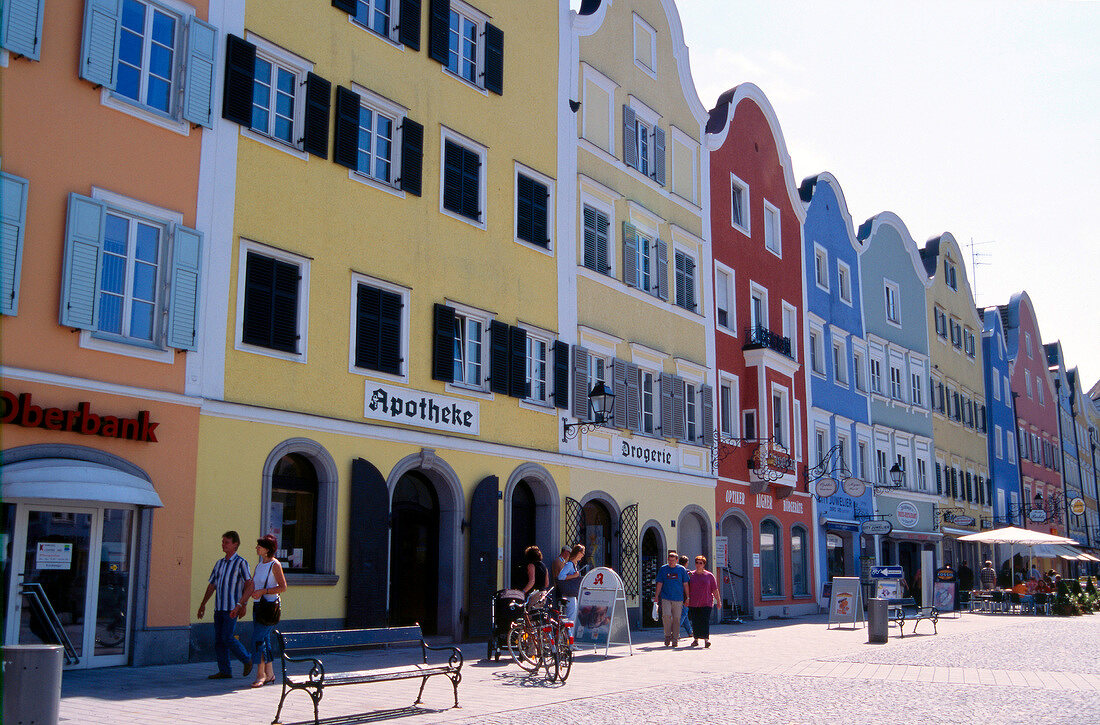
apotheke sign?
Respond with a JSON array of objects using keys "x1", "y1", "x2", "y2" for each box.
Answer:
[{"x1": 364, "y1": 382, "x2": 479, "y2": 435}]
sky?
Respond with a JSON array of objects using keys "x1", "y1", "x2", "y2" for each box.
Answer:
[{"x1": 646, "y1": 0, "x2": 1098, "y2": 389}]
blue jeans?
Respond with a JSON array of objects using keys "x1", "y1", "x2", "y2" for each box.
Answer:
[
  {"x1": 213, "y1": 610, "x2": 250, "y2": 675},
  {"x1": 252, "y1": 620, "x2": 274, "y2": 664},
  {"x1": 680, "y1": 606, "x2": 693, "y2": 636}
]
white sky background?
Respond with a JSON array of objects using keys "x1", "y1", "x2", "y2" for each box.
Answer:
[{"x1": 578, "y1": 0, "x2": 1099, "y2": 386}]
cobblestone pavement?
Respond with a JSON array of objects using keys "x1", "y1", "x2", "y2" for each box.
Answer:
[{"x1": 56, "y1": 612, "x2": 1100, "y2": 725}]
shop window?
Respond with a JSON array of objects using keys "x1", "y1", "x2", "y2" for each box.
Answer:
[
  {"x1": 760, "y1": 520, "x2": 781, "y2": 596},
  {"x1": 262, "y1": 441, "x2": 337, "y2": 577},
  {"x1": 791, "y1": 526, "x2": 809, "y2": 596}
]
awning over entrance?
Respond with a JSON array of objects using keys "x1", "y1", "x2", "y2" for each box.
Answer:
[
  {"x1": 1, "y1": 459, "x2": 163, "y2": 507},
  {"x1": 1031, "y1": 544, "x2": 1099, "y2": 561},
  {"x1": 886, "y1": 530, "x2": 942, "y2": 543}
]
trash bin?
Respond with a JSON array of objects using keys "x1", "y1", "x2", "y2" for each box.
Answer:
[
  {"x1": 3, "y1": 644, "x2": 63, "y2": 725},
  {"x1": 867, "y1": 598, "x2": 888, "y2": 644}
]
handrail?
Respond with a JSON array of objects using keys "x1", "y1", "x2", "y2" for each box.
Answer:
[{"x1": 19, "y1": 581, "x2": 80, "y2": 664}]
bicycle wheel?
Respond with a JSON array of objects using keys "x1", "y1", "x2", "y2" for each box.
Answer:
[
  {"x1": 507, "y1": 623, "x2": 540, "y2": 672},
  {"x1": 556, "y1": 621, "x2": 573, "y2": 682},
  {"x1": 541, "y1": 621, "x2": 560, "y2": 681}
]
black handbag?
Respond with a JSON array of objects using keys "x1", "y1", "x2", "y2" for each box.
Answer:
[{"x1": 253, "y1": 565, "x2": 282, "y2": 626}]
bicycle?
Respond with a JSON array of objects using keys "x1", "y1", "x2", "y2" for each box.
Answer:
[{"x1": 506, "y1": 591, "x2": 574, "y2": 682}]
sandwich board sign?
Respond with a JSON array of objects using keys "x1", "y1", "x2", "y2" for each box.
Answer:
[
  {"x1": 827, "y1": 576, "x2": 864, "y2": 629},
  {"x1": 575, "y1": 567, "x2": 633, "y2": 656}
]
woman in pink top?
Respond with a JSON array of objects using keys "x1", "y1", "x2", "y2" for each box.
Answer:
[{"x1": 687, "y1": 555, "x2": 721, "y2": 648}]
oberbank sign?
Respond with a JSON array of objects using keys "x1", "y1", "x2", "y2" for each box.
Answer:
[{"x1": 364, "y1": 382, "x2": 479, "y2": 435}]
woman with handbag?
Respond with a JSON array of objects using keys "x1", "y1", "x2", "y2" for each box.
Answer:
[{"x1": 248, "y1": 534, "x2": 286, "y2": 687}]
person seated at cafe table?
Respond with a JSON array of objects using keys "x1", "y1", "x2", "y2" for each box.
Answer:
[{"x1": 979, "y1": 560, "x2": 997, "y2": 590}]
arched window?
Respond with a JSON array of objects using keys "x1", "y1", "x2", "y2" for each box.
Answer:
[
  {"x1": 760, "y1": 520, "x2": 781, "y2": 596},
  {"x1": 271, "y1": 453, "x2": 319, "y2": 572},
  {"x1": 582, "y1": 500, "x2": 612, "y2": 569},
  {"x1": 791, "y1": 525, "x2": 809, "y2": 596}
]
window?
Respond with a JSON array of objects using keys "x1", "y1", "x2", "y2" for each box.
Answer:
[
  {"x1": 452, "y1": 312, "x2": 485, "y2": 388},
  {"x1": 992, "y1": 372, "x2": 1001, "y2": 401},
  {"x1": 884, "y1": 281, "x2": 899, "y2": 324},
  {"x1": 911, "y1": 372, "x2": 923, "y2": 406},
  {"x1": 1036, "y1": 380, "x2": 1044, "y2": 405},
  {"x1": 782, "y1": 304, "x2": 797, "y2": 359},
  {"x1": 890, "y1": 366, "x2": 903, "y2": 400},
  {"x1": 60, "y1": 191, "x2": 202, "y2": 353},
  {"x1": 582, "y1": 204, "x2": 611, "y2": 275},
  {"x1": 809, "y1": 331, "x2": 823, "y2": 375},
  {"x1": 441, "y1": 131, "x2": 486, "y2": 224},
  {"x1": 240, "y1": 247, "x2": 305, "y2": 356},
  {"x1": 771, "y1": 389, "x2": 788, "y2": 449},
  {"x1": 895, "y1": 454, "x2": 907, "y2": 487},
  {"x1": 622, "y1": 103, "x2": 665, "y2": 184},
  {"x1": 429, "y1": 1, "x2": 502, "y2": 94},
  {"x1": 632, "y1": 13, "x2": 656, "y2": 74},
  {"x1": 876, "y1": 449, "x2": 888, "y2": 484},
  {"x1": 640, "y1": 368, "x2": 657, "y2": 435},
  {"x1": 870, "y1": 358, "x2": 883, "y2": 394},
  {"x1": 622, "y1": 223, "x2": 664, "y2": 299},
  {"x1": 763, "y1": 201, "x2": 781, "y2": 256},
  {"x1": 858, "y1": 442, "x2": 868, "y2": 481},
  {"x1": 832, "y1": 341, "x2": 847, "y2": 384},
  {"x1": 945, "y1": 259, "x2": 958, "y2": 290},
  {"x1": 791, "y1": 526, "x2": 809, "y2": 596},
  {"x1": 917, "y1": 459, "x2": 928, "y2": 491},
  {"x1": 1025, "y1": 369, "x2": 1032, "y2": 398},
  {"x1": 853, "y1": 350, "x2": 866, "y2": 391},
  {"x1": 719, "y1": 380, "x2": 734, "y2": 436},
  {"x1": 730, "y1": 174, "x2": 749, "y2": 232},
  {"x1": 525, "y1": 333, "x2": 549, "y2": 404},
  {"x1": 447, "y1": 8, "x2": 477, "y2": 82},
  {"x1": 837, "y1": 262, "x2": 852, "y2": 304},
  {"x1": 715, "y1": 267, "x2": 733, "y2": 331},
  {"x1": 252, "y1": 55, "x2": 297, "y2": 144},
  {"x1": 760, "y1": 521, "x2": 781, "y2": 597},
  {"x1": 743, "y1": 410, "x2": 757, "y2": 440},
  {"x1": 79, "y1": 0, "x2": 217, "y2": 128},
  {"x1": 354, "y1": 0, "x2": 393, "y2": 37},
  {"x1": 516, "y1": 169, "x2": 551, "y2": 248},
  {"x1": 262, "y1": 441, "x2": 337, "y2": 576},
  {"x1": 950, "y1": 319, "x2": 962, "y2": 349},
  {"x1": 935, "y1": 307, "x2": 948, "y2": 338},
  {"x1": 352, "y1": 279, "x2": 404, "y2": 376},
  {"x1": 1025, "y1": 332, "x2": 1033, "y2": 359},
  {"x1": 814, "y1": 246, "x2": 828, "y2": 289},
  {"x1": 964, "y1": 328, "x2": 976, "y2": 358},
  {"x1": 749, "y1": 286, "x2": 767, "y2": 330},
  {"x1": 673, "y1": 249, "x2": 696, "y2": 311},
  {"x1": 994, "y1": 425, "x2": 1003, "y2": 459},
  {"x1": 685, "y1": 382, "x2": 699, "y2": 442}
]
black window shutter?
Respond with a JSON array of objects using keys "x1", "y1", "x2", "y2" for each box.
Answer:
[
  {"x1": 332, "y1": 0, "x2": 356, "y2": 13},
  {"x1": 222, "y1": 34, "x2": 256, "y2": 127},
  {"x1": 302, "y1": 72, "x2": 331, "y2": 159},
  {"x1": 431, "y1": 303, "x2": 455, "y2": 382},
  {"x1": 399, "y1": 117, "x2": 423, "y2": 196},
  {"x1": 271, "y1": 259, "x2": 300, "y2": 353},
  {"x1": 242, "y1": 252, "x2": 299, "y2": 354},
  {"x1": 516, "y1": 174, "x2": 532, "y2": 243},
  {"x1": 428, "y1": 0, "x2": 450, "y2": 64},
  {"x1": 484, "y1": 22, "x2": 503, "y2": 95},
  {"x1": 553, "y1": 340, "x2": 569, "y2": 410},
  {"x1": 443, "y1": 140, "x2": 462, "y2": 214},
  {"x1": 398, "y1": 0, "x2": 421, "y2": 50},
  {"x1": 355, "y1": 284, "x2": 381, "y2": 370},
  {"x1": 508, "y1": 325, "x2": 527, "y2": 399},
  {"x1": 333, "y1": 85, "x2": 361, "y2": 170},
  {"x1": 530, "y1": 178, "x2": 549, "y2": 247},
  {"x1": 377, "y1": 288, "x2": 402, "y2": 374},
  {"x1": 461, "y1": 146, "x2": 480, "y2": 220},
  {"x1": 489, "y1": 320, "x2": 510, "y2": 395}
]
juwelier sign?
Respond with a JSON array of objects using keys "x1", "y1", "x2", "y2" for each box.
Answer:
[{"x1": 364, "y1": 382, "x2": 479, "y2": 435}]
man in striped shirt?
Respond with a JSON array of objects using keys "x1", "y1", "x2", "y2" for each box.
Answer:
[{"x1": 197, "y1": 531, "x2": 253, "y2": 679}]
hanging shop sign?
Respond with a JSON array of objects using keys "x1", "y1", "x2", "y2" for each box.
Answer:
[
  {"x1": 950, "y1": 515, "x2": 976, "y2": 527},
  {"x1": 1, "y1": 391, "x2": 159, "y2": 443},
  {"x1": 1029, "y1": 509, "x2": 1048, "y2": 523},
  {"x1": 363, "y1": 382, "x2": 479, "y2": 435},
  {"x1": 815, "y1": 477, "x2": 838, "y2": 498},
  {"x1": 842, "y1": 477, "x2": 867, "y2": 498},
  {"x1": 896, "y1": 501, "x2": 920, "y2": 529},
  {"x1": 860, "y1": 520, "x2": 893, "y2": 536},
  {"x1": 1070, "y1": 498, "x2": 1086, "y2": 516}
]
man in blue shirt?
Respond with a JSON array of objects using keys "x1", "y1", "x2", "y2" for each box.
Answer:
[
  {"x1": 653, "y1": 550, "x2": 691, "y2": 647},
  {"x1": 197, "y1": 531, "x2": 253, "y2": 679}
]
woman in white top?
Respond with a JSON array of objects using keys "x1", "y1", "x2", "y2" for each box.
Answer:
[
  {"x1": 557, "y1": 544, "x2": 585, "y2": 623},
  {"x1": 246, "y1": 534, "x2": 287, "y2": 687}
]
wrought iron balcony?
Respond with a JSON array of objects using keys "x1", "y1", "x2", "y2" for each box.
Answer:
[{"x1": 742, "y1": 325, "x2": 793, "y2": 358}]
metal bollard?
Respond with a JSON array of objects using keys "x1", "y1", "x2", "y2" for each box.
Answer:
[
  {"x1": 867, "y1": 598, "x2": 889, "y2": 644},
  {"x1": 3, "y1": 644, "x2": 63, "y2": 725}
]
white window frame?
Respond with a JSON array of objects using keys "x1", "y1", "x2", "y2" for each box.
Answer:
[
  {"x1": 832, "y1": 336, "x2": 848, "y2": 385},
  {"x1": 443, "y1": 0, "x2": 489, "y2": 92},
  {"x1": 729, "y1": 172, "x2": 750, "y2": 235},
  {"x1": 743, "y1": 409, "x2": 758, "y2": 441},
  {"x1": 1036, "y1": 379, "x2": 1044, "y2": 405},
  {"x1": 239, "y1": 33, "x2": 313, "y2": 159},
  {"x1": 439, "y1": 126, "x2": 488, "y2": 229},
  {"x1": 852, "y1": 343, "x2": 868, "y2": 393},
  {"x1": 513, "y1": 162, "x2": 555, "y2": 255},
  {"x1": 770, "y1": 384, "x2": 790, "y2": 451},
  {"x1": 837, "y1": 260, "x2": 852, "y2": 305},
  {"x1": 669, "y1": 125, "x2": 699, "y2": 205},
  {"x1": 348, "y1": 83, "x2": 407, "y2": 194},
  {"x1": 639, "y1": 365, "x2": 659, "y2": 436},
  {"x1": 836, "y1": 432, "x2": 851, "y2": 472},
  {"x1": 917, "y1": 458, "x2": 928, "y2": 491},
  {"x1": 348, "y1": 0, "x2": 409, "y2": 46},
  {"x1": 522, "y1": 326, "x2": 552, "y2": 407},
  {"x1": 235, "y1": 238, "x2": 311, "y2": 363},
  {"x1": 348, "y1": 272, "x2": 410, "y2": 382},
  {"x1": 814, "y1": 244, "x2": 829, "y2": 291},
  {"x1": 632, "y1": 13, "x2": 657, "y2": 78},
  {"x1": 911, "y1": 371, "x2": 923, "y2": 407},
  {"x1": 446, "y1": 300, "x2": 491, "y2": 395},
  {"x1": 890, "y1": 364, "x2": 904, "y2": 401},
  {"x1": 883, "y1": 279, "x2": 900, "y2": 326},
  {"x1": 580, "y1": 63, "x2": 618, "y2": 155},
  {"x1": 719, "y1": 374, "x2": 739, "y2": 437},
  {"x1": 749, "y1": 282, "x2": 769, "y2": 331},
  {"x1": 809, "y1": 328, "x2": 824, "y2": 376},
  {"x1": 782, "y1": 302, "x2": 798, "y2": 359},
  {"x1": 1025, "y1": 332, "x2": 1033, "y2": 359},
  {"x1": 627, "y1": 97, "x2": 661, "y2": 181},
  {"x1": 715, "y1": 263, "x2": 735, "y2": 335},
  {"x1": 1025, "y1": 369, "x2": 1033, "y2": 398},
  {"x1": 870, "y1": 355, "x2": 884, "y2": 395},
  {"x1": 763, "y1": 200, "x2": 781, "y2": 258},
  {"x1": 992, "y1": 371, "x2": 1001, "y2": 401},
  {"x1": 673, "y1": 244, "x2": 698, "y2": 312},
  {"x1": 994, "y1": 424, "x2": 1003, "y2": 459}
]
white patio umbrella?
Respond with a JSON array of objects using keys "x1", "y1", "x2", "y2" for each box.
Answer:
[{"x1": 957, "y1": 527, "x2": 1078, "y2": 585}]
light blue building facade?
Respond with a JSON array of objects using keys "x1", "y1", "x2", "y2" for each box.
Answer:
[{"x1": 799, "y1": 174, "x2": 873, "y2": 597}]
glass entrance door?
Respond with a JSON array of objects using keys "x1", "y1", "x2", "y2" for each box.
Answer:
[{"x1": 6, "y1": 505, "x2": 135, "y2": 668}]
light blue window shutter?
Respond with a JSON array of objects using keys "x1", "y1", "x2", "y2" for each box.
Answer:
[
  {"x1": 60, "y1": 193, "x2": 106, "y2": 330},
  {"x1": 655, "y1": 238, "x2": 669, "y2": 301},
  {"x1": 167, "y1": 223, "x2": 202, "y2": 350},
  {"x1": 182, "y1": 16, "x2": 217, "y2": 128},
  {"x1": 1, "y1": 172, "x2": 29, "y2": 315},
  {"x1": 80, "y1": 0, "x2": 121, "y2": 88},
  {"x1": 1, "y1": 0, "x2": 45, "y2": 60}
]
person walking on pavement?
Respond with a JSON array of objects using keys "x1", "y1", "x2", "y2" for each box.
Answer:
[
  {"x1": 557, "y1": 544, "x2": 586, "y2": 623},
  {"x1": 196, "y1": 531, "x2": 253, "y2": 679},
  {"x1": 687, "y1": 555, "x2": 721, "y2": 648},
  {"x1": 653, "y1": 551, "x2": 690, "y2": 648},
  {"x1": 246, "y1": 534, "x2": 287, "y2": 687},
  {"x1": 678, "y1": 555, "x2": 693, "y2": 639}
]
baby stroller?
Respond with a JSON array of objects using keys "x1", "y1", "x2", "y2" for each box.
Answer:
[{"x1": 487, "y1": 589, "x2": 526, "y2": 660}]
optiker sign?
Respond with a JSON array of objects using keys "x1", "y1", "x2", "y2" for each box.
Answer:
[
  {"x1": 364, "y1": 382, "x2": 479, "y2": 435},
  {"x1": 1, "y1": 391, "x2": 159, "y2": 443}
]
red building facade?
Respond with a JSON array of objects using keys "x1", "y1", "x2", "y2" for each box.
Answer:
[{"x1": 707, "y1": 84, "x2": 814, "y2": 619}]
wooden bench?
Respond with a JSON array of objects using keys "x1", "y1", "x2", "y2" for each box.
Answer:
[
  {"x1": 890, "y1": 599, "x2": 938, "y2": 637},
  {"x1": 272, "y1": 625, "x2": 463, "y2": 725}
]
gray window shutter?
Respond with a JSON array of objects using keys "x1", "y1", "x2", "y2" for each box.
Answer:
[
  {"x1": 1, "y1": 172, "x2": 28, "y2": 316},
  {"x1": 699, "y1": 383, "x2": 714, "y2": 446},
  {"x1": 1, "y1": 0, "x2": 45, "y2": 59},
  {"x1": 659, "y1": 374, "x2": 674, "y2": 438},
  {"x1": 655, "y1": 238, "x2": 669, "y2": 301},
  {"x1": 182, "y1": 17, "x2": 217, "y2": 128},
  {"x1": 571, "y1": 345, "x2": 590, "y2": 419},
  {"x1": 653, "y1": 126, "x2": 666, "y2": 185},
  {"x1": 167, "y1": 224, "x2": 202, "y2": 350},
  {"x1": 612, "y1": 358, "x2": 628, "y2": 430},
  {"x1": 596, "y1": 209, "x2": 609, "y2": 274},
  {"x1": 621, "y1": 222, "x2": 638, "y2": 288},
  {"x1": 80, "y1": 0, "x2": 122, "y2": 88},
  {"x1": 672, "y1": 376, "x2": 686, "y2": 441},
  {"x1": 582, "y1": 205, "x2": 598, "y2": 271},
  {"x1": 622, "y1": 104, "x2": 637, "y2": 169},
  {"x1": 624, "y1": 361, "x2": 641, "y2": 433},
  {"x1": 60, "y1": 193, "x2": 106, "y2": 330}
]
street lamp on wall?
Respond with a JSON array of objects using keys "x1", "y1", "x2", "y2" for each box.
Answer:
[{"x1": 562, "y1": 381, "x2": 615, "y2": 442}]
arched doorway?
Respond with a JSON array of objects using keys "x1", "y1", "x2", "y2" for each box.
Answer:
[
  {"x1": 641, "y1": 526, "x2": 663, "y2": 627},
  {"x1": 509, "y1": 480, "x2": 536, "y2": 589},
  {"x1": 721, "y1": 513, "x2": 751, "y2": 618},
  {"x1": 676, "y1": 508, "x2": 709, "y2": 562},
  {"x1": 582, "y1": 500, "x2": 613, "y2": 569},
  {"x1": 389, "y1": 471, "x2": 439, "y2": 634}
]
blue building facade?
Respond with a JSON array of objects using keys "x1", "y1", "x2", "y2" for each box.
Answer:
[
  {"x1": 799, "y1": 174, "x2": 873, "y2": 598},
  {"x1": 979, "y1": 306, "x2": 1021, "y2": 540}
]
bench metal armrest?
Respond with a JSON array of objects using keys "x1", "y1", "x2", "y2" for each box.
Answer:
[
  {"x1": 423, "y1": 641, "x2": 464, "y2": 671},
  {"x1": 282, "y1": 651, "x2": 326, "y2": 683}
]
